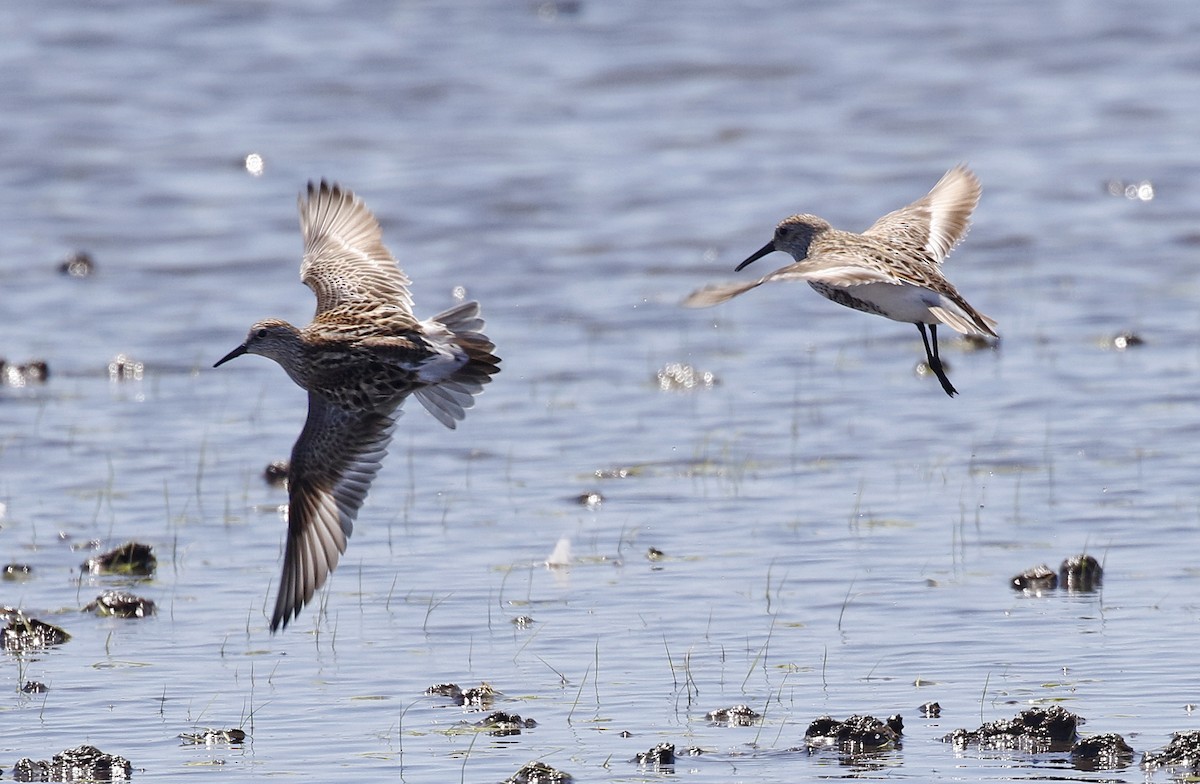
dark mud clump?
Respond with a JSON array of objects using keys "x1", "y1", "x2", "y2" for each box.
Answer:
[
  {"x1": 705, "y1": 704, "x2": 761, "y2": 726},
  {"x1": 1010, "y1": 564, "x2": 1057, "y2": 593},
  {"x1": 2, "y1": 610, "x2": 71, "y2": 652},
  {"x1": 1059, "y1": 554, "x2": 1103, "y2": 591},
  {"x1": 22, "y1": 681, "x2": 49, "y2": 694},
  {"x1": 919, "y1": 701, "x2": 941, "y2": 718},
  {"x1": 179, "y1": 728, "x2": 247, "y2": 745},
  {"x1": 84, "y1": 590, "x2": 156, "y2": 618},
  {"x1": 1071, "y1": 732, "x2": 1134, "y2": 771},
  {"x1": 1110, "y1": 331, "x2": 1144, "y2": 350},
  {"x1": 504, "y1": 760, "x2": 573, "y2": 784},
  {"x1": 805, "y1": 714, "x2": 903, "y2": 753},
  {"x1": 14, "y1": 744, "x2": 131, "y2": 781},
  {"x1": 474, "y1": 710, "x2": 536, "y2": 736},
  {"x1": 646, "y1": 547, "x2": 665, "y2": 561},
  {"x1": 82, "y1": 542, "x2": 156, "y2": 577},
  {"x1": 3, "y1": 564, "x2": 33, "y2": 582},
  {"x1": 1, "y1": 360, "x2": 49, "y2": 387},
  {"x1": 425, "y1": 681, "x2": 498, "y2": 708},
  {"x1": 944, "y1": 705, "x2": 1081, "y2": 753},
  {"x1": 263, "y1": 460, "x2": 289, "y2": 488},
  {"x1": 58, "y1": 250, "x2": 96, "y2": 277},
  {"x1": 633, "y1": 742, "x2": 674, "y2": 768},
  {"x1": 574, "y1": 491, "x2": 603, "y2": 508},
  {"x1": 1142, "y1": 729, "x2": 1200, "y2": 772}
]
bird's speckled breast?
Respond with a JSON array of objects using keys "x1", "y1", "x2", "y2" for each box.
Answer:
[{"x1": 808, "y1": 282, "x2": 889, "y2": 317}]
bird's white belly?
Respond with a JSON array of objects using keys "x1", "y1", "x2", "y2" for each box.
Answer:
[{"x1": 809, "y1": 282, "x2": 937, "y2": 325}]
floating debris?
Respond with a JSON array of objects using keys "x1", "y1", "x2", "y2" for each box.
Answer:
[
  {"x1": 263, "y1": 460, "x2": 289, "y2": 488},
  {"x1": 58, "y1": 250, "x2": 96, "y2": 277},
  {"x1": 82, "y1": 542, "x2": 156, "y2": 576},
  {"x1": 1104, "y1": 179, "x2": 1154, "y2": 201},
  {"x1": 474, "y1": 710, "x2": 536, "y2": 736},
  {"x1": 546, "y1": 537, "x2": 571, "y2": 568},
  {"x1": 2, "y1": 612, "x2": 71, "y2": 652},
  {"x1": 1011, "y1": 564, "x2": 1057, "y2": 593},
  {"x1": 108, "y1": 353, "x2": 144, "y2": 382},
  {"x1": 655, "y1": 362, "x2": 717, "y2": 392},
  {"x1": 1059, "y1": 554, "x2": 1103, "y2": 591},
  {"x1": 1143, "y1": 729, "x2": 1200, "y2": 771},
  {"x1": 805, "y1": 714, "x2": 903, "y2": 753},
  {"x1": 920, "y1": 702, "x2": 941, "y2": 718},
  {"x1": 575, "y1": 491, "x2": 603, "y2": 509},
  {"x1": 511, "y1": 615, "x2": 535, "y2": 629},
  {"x1": 705, "y1": 704, "x2": 761, "y2": 727},
  {"x1": 504, "y1": 760, "x2": 573, "y2": 784},
  {"x1": 22, "y1": 681, "x2": 48, "y2": 694},
  {"x1": 1071, "y1": 732, "x2": 1134, "y2": 771},
  {"x1": 1110, "y1": 332, "x2": 1144, "y2": 350},
  {"x1": 1, "y1": 360, "x2": 49, "y2": 388},
  {"x1": 3, "y1": 563, "x2": 33, "y2": 582},
  {"x1": 179, "y1": 728, "x2": 247, "y2": 746},
  {"x1": 14, "y1": 745, "x2": 131, "y2": 782},
  {"x1": 634, "y1": 742, "x2": 674, "y2": 768},
  {"x1": 646, "y1": 547, "x2": 665, "y2": 561},
  {"x1": 85, "y1": 590, "x2": 156, "y2": 618},
  {"x1": 944, "y1": 705, "x2": 1081, "y2": 753}
]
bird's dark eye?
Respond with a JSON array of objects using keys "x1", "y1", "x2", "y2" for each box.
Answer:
[{"x1": 256, "y1": 328, "x2": 268, "y2": 339}]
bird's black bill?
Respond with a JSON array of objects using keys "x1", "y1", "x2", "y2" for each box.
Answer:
[
  {"x1": 213, "y1": 344, "x2": 248, "y2": 368},
  {"x1": 735, "y1": 240, "x2": 776, "y2": 272}
]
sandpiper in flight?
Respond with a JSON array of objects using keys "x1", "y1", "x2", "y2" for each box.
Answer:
[
  {"x1": 684, "y1": 165, "x2": 996, "y2": 396},
  {"x1": 215, "y1": 181, "x2": 500, "y2": 631}
]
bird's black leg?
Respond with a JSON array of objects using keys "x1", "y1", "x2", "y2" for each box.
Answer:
[{"x1": 917, "y1": 322, "x2": 957, "y2": 397}]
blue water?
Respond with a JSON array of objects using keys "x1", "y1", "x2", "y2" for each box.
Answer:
[{"x1": 3, "y1": 1, "x2": 1200, "y2": 781}]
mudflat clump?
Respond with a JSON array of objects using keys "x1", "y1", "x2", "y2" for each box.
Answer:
[
  {"x1": 634, "y1": 742, "x2": 674, "y2": 767},
  {"x1": 84, "y1": 590, "x2": 156, "y2": 618},
  {"x1": 14, "y1": 744, "x2": 131, "y2": 782},
  {"x1": 474, "y1": 710, "x2": 536, "y2": 736},
  {"x1": 1, "y1": 609, "x2": 71, "y2": 652},
  {"x1": 1071, "y1": 732, "x2": 1134, "y2": 770},
  {"x1": 58, "y1": 250, "x2": 96, "y2": 277},
  {"x1": 3, "y1": 563, "x2": 33, "y2": 582},
  {"x1": 179, "y1": 728, "x2": 247, "y2": 745},
  {"x1": 1143, "y1": 729, "x2": 1200, "y2": 772},
  {"x1": 425, "y1": 682, "x2": 498, "y2": 708},
  {"x1": 805, "y1": 714, "x2": 903, "y2": 753},
  {"x1": 705, "y1": 704, "x2": 761, "y2": 726},
  {"x1": 504, "y1": 760, "x2": 573, "y2": 784},
  {"x1": 1010, "y1": 564, "x2": 1057, "y2": 593},
  {"x1": 263, "y1": 460, "x2": 289, "y2": 487},
  {"x1": 82, "y1": 542, "x2": 156, "y2": 577},
  {"x1": 1059, "y1": 554, "x2": 1103, "y2": 591},
  {"x1": 944, "y1": 706, "x2": 1081, "y2": 753}
]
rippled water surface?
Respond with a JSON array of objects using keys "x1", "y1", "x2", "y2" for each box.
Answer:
[{"x1": 4, "y1": 1, "x2": 1200, "y2": 781}]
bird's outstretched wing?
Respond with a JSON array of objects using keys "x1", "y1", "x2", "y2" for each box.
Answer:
[
  {"x1": 863, "y1": 165, "x2": 981, "y2": 264},
  {"x1": 298, "y1": 180, "x2": 416, "y2": 319},
  {"x1": 682, "y1": 252, "x2": 897, "y2": 308},
  {"x1": 271, "y1": 394, "x2": 397, "y2": 632}
]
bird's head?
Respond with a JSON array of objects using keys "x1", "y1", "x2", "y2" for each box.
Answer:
[
  {"x1": 213, "y1": 319, "x2": 303, "y2": 368},
  {"x1": 735, "y1": 214, "x2": 832, "y2": 271}
]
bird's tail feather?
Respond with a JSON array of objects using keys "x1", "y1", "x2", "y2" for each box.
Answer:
[{"x1": 414, "y1": 301, "x2": 501, "y2": 429}]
